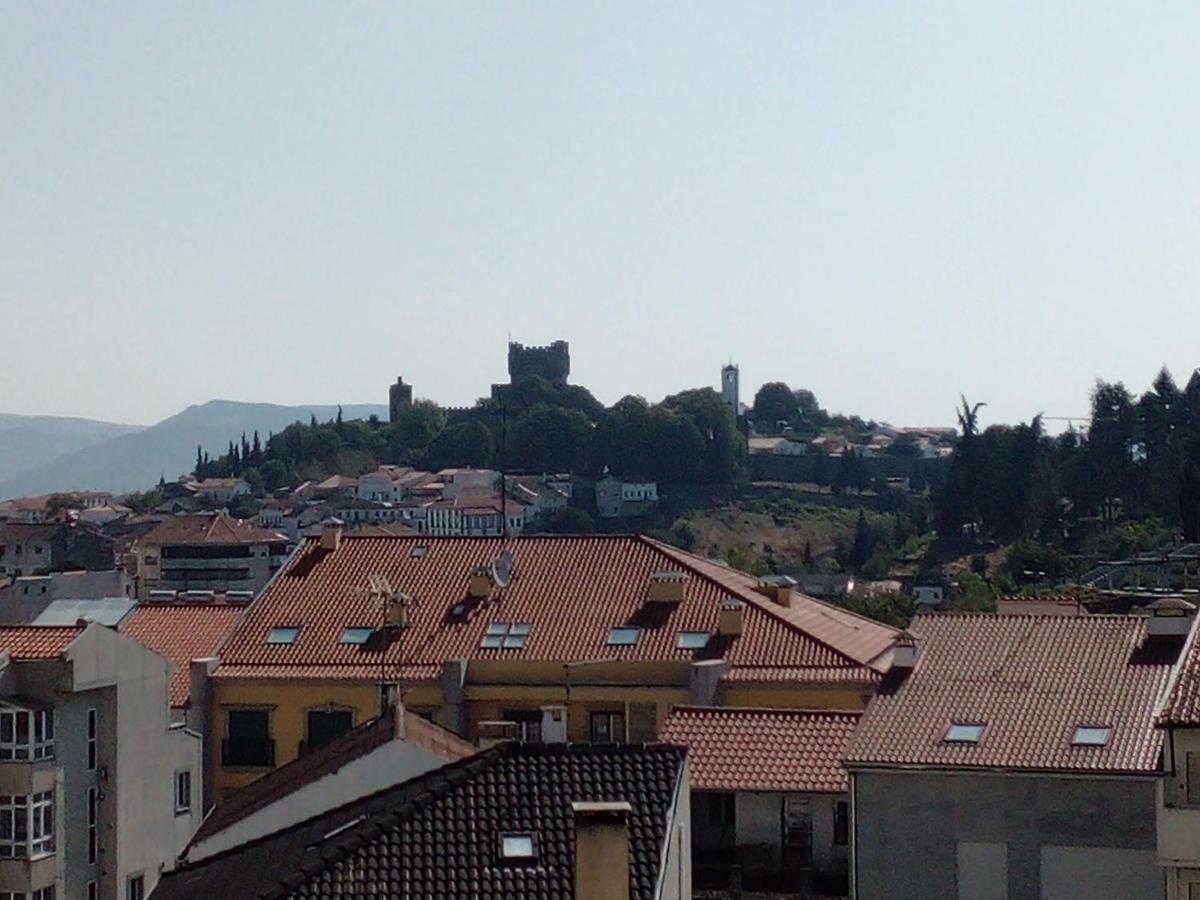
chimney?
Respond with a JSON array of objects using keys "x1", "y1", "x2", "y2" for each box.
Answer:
[
  {"x1": 754, "y1": 574, "x2": 796, "y2": 608},
  {"x1": 467, "y1": 565, "x2": 493, "y2": 599},
  {"x1": 320, "y1": 518, "x2": 343, "y2": 551},
  {"x1": 717, "y1": 598, "x2": 745, "y2": 636},
  {"x1": 477, "y1": 720, "x2": 518, "y2": 749},
  {"x1": 572, "y1": 801, "x2": 632, "y2": 900},
  {"x1": 892, "y1": 631, "x2": 919, "y2": 669},
  {"x1": 540, "y1": 705, "x2": 568, "y2": 743},
  {"x1": 689, "y1": 658, "x2": 729, "y2": 705},
  {"x1": 1146, "y1": 596, "x2": 1197, "y2": 638},
  {"x1": 647, "y1": 570, "x2": 687, "y2": 604}
]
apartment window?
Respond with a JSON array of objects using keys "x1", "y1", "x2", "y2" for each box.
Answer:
[
  {"x1": 1071, "y1": 725, "x2": 1110, "y2": 746},
  {"x1": 265, "y1": 626, "x2": 300, "y2": 645},
  {"x1": 340, "y1": 627, "x2": 374, "y2": 645},
  {"x1": 223, "y1": 709, "x2": 273, "y2": 767},
  {"x1": 87, "y1": 787, "x2": 98, "y2": 864},
  {"x1": 0, "y1": 706, "x2": 54, "y2": 760},
  {"x1": 34, "y1": 888, "x2": 57, "y2": 900},
  {"x1": 589, "y1": 710, "x2": 625, "y2": 743},
  {"x1": 175, "y1": 771, "x2": 192, "y2": 813},
  {"x1": 502, "y1": 709, "x2": 542, "y2": 743},
  {"x1": 676, "y1": 631, "x2": 711, "y2": 650},
  {"x1": 87, "y1": 708, "x2": 97, "y2": 771},
  {"x1": 88, "y1": 882, "x2": 97, "y2": 900},
  {"x1": 0, "y1": 791, "x2": 54, "y2": 858},
  {"x1": 305, "y1": 708, "x2": 353, "y2": 753},
  {"x1": 606, "y1": 626, "x2": 640, "y2": 646},
  {"x1": 833, "y1": 799, "x2": 849, "y2": 846},
  {"x1": 480, "y1": 622, "x2": 531, "y2": 649},
  {"x1": 944, "y1": 721, "x2": 984, "y2": 743},
  {"x1": 127, "y1": 874, "x2": 145, "y2": 900}
]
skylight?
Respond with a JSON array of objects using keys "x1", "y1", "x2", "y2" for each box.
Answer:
[
  {"x1": 480, "y1": 622, "x2": 531, "y2": 649},
  {"x1": 944, "y1": 721, "x2": 984, "y2": 743},
  {"x1": 499, "y1": 832, "x2": 536, "y2": 860},
  {"x1": 410, "y1": 545, "x2": 427, "y2": 559},
  {"x1": 340, "y1": 627, "x2": 374, "y2": 645},
  {"x1": 607, "y1": 626, "x2": 641, "y2": 646},
  {"x1": 266, "y1": 626, "x2": 300, "y2": 645},
  {"x1": 676, "y1": 631, "x2": 711, "y2": 650},
  {"x1": 1072, "y1": 725, "x2": 1111, "y2": 746}
]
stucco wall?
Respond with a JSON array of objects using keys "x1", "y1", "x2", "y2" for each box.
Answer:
[{"x1": 852, "y1": 769, "x2": 1162, "y2": 900}]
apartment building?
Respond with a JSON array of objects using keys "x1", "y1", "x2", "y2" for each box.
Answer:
[{"x1": 0, "y1": 624, "x2": 202, "y2": 899}]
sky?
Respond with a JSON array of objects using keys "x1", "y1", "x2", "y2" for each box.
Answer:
[{"x1": 2, "y1": 3, "x2": 1198, "y2": 430}]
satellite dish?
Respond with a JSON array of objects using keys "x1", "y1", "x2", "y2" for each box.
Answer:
[{"x1": 491, "y1": 549, "x2": 514, "y2": 588}]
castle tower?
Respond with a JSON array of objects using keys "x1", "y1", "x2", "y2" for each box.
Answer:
[
  {"x1": 721, "y1": 364, "x2": 739, "y2": 414},
  {"x1": 389, "y1": 377, "x2": 413, "y2": 423}
]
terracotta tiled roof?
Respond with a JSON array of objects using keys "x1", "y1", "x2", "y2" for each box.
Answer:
[
  {"x1": 159, "y1": 743, "x2": 686, "y2": 900},
  {"x1": 661, "y1": 706, "x2": 860, "y2": 792},
  {"x1": 214, "y1": 534, "x2": 897, "y2": 684},
  {"x1": 0, "y1": 626, "x2": 83, "y2": 659},
  {"x1": 137, "y1": 513, "x2": 286, "y2": 547},
  {"x1": 120, "y1": 601, "x2": 249, "y2": 706},
  {"x1": 1156, "y1": 615, "x2": 1200, "y2": 726},
  {"x1": 845, "y1": 613, "x2": 1179, "y2": 774},
  {"x1": 188, "y1": 705, "x2": 475, "y2": 848}
]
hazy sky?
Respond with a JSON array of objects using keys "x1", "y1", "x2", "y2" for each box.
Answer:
[{"x1": 2, "y1": 3, "x2": 1197, "y2": 429}]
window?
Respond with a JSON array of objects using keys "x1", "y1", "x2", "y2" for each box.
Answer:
[
  {"x1": 499, "y1": 832, "x2": 537, "y2": 861},
  {"x1": 305, "y1": 708, "x2": 354, "y2": 752},
  {"x1": 697, "y1": 792, "x2": 735, "y2": 827},
  {"x1": 676, "y1": 631, "x2": 710, "y2": 650},
  {"x1": 606, "y1": 626, "x2": 640, "y2": 646},
  {"x1": 1071, "y1": 725, "x2": 1110, "y2": 746},
  {"x1": 0, "y1": 792, "x2": 54, "y2": 858},
  {"x1": 480, "y1": 622, "x2": 531, "y2": 649},
  {"x1": 944, "y1": 721, "x2": 984, "y2": 743},
  {"x1": 266, "y1": 626, "x2": 300, "y2": 645},
  {"x1": 589, "y1": 710, "x2": 625, "y2": 743},
  {"x1": 410, "y1": 544, "x2": 427, "y2": 558},
  {"x1": 127, "y1": 874, "x2": 145, "y2": 900},
  {"x1": 87, "y1": 708, "x2": 97, "y2": 771},
  {"x1": 340, "y1": 627, "x2": 374, "y2": 645},
  {"x1": 833, "y1": 799, "x2": 849, "y2": 846},
  {"x1": 223, "y1": 709, "x2": 273, "y2": 767},
  {"x1": 87, "y1": 787, "x2": 98, "y2": 864},
  {"x1": 88, "y1": 883, "x2": 97, "y2": 900},
  {"x1": 0, "y1": 706, "x2": 54, "y2": 761},
  {"x1": 502, "y1": 709, "x2": 542, "y2": 743},
  {"x1": 175, "y1": 771, "x2": 191, "y2": 813}
]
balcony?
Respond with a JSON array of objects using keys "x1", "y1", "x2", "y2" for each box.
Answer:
[{"x1": 221, "y1": 738, "x2": 274, "y2": 768}]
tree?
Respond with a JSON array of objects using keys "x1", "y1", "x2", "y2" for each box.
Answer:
[
  {"x1": 663, "y1": 388, "x2": 741, "y2": 482},
  {"x1": 752, "y1": 382, "x2": 800, "y2": 429},
  {"x1": 426, "y1": 421, "x2": 495, "y2": 470},
  {"x1": 511, "y1": 405, "x2": 591, "y2": 473},
  {"x1": 1182, "y1": 462, "x2": 1200, "y2": 543},
  {"x1": 1086, "y1": 381, "x2": 1136, "y2": 525},
  {"x1": 543, "y1": 507, "x2": 596, "y2": 534}
]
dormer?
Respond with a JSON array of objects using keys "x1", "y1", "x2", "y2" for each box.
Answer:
[{"x1": 1146, "y1": 596, "x2": 1196, "y2": 638}]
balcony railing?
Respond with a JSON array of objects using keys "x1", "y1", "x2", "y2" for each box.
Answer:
[{"x1": 221, "y1": 738, "x2": 274, "y2": 768}]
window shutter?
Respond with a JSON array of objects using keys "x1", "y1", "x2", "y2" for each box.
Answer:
[{"x1": 628, "y1": 703, "x2": 657, "y2": 743}]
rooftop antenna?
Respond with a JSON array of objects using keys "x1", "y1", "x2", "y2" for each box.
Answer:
[{"x1": 356, "y1": 574, "x2": 412, "y2": 713}]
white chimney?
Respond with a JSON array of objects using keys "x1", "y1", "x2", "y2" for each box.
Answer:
[
  {"x1": 892, "y1": 631, "x2": 919, "y2": 669},
  {"x1": 541, "y1": 705, "x2": 568, "y2": 743}
]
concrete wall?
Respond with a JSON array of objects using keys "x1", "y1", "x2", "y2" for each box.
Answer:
[
  {"x1": 852, "y1": 769, "x2": 1162, "y2": 900},
  {"x1": 657, "y1": 759, "x2": 692, "y2": 900}
]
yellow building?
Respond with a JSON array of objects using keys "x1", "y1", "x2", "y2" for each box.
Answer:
[{"x1": 204, "y1": 528, "x2": 898, "y2": 800}]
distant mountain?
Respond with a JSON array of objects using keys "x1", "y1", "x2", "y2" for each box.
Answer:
[
  {"x1": 0, "y1": 413, "x2": 144, "y2": 486},
  {"x1": 0, "y1": 400, "x2": 387, "y2": 497}
]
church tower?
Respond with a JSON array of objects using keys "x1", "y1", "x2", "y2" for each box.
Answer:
[{"x1": 721, "y1": 363, "x2": 739, "y2": 414}]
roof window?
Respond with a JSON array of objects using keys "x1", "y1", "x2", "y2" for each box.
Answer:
[
  {"x1": 481, "y1": 622, "x2": 531, "y2": 649},
  {"x1": 676, "y1": 631, "x2": 711, "y2": 650},
  {"x1": 944, "y1": 721, "x2": 984, "y2": 743},
  {"x1": 499, "y1": 832, "x2": 537, "y2": 861},
  {"x1": 266, "y1": 626, "x2": 300, "y2": 645},
  {"x1": 340, "y1": 627, "x2": 374, "y2": 645},
  {"x1": 607, "y1": 626, "x2": 641, "y2": 646},
  {"x1": 410, "y1": 544, "x2": 427, "y2": 559},
  {"x1": 1072, "y1": 725, "x2": 1110, "y2": 746}
]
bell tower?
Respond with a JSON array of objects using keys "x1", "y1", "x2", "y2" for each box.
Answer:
[{"x1": 721, "y1": 363, "x2": 739, "y2": 413}]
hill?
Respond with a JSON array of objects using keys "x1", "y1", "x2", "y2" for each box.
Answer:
[
  {"x1": 0, "y1": 413, "x2": 144, "y2": 485},
  {"x1": 0, "y1": 400, "x2": 386, "y2": 497}
]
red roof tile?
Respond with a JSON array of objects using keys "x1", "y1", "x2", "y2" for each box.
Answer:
[
  {"x1": 137, "y1": 513, "x2": 285, "y2": 547},
  {"x1": 845, "y1": 613, "x2": 1179, "y2": 774},
  {"x1": 1157, "y1": 616, "x2": 1200, "y2": 726},
  {"x1": 121, "y1": 602, "x2": 248, "y2": 706},
  {"x1": 215, "y1": 535, "x2": 898, "y2": 684},
  {"x1": 0, "y1": 626, "x2": 83, "y2": 659},
  {"x1": 661, "y1": 706, "x2": 860, "y2": 792}
]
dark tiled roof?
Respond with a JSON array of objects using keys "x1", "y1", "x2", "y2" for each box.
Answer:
[
  {"x1": 188, "y1": 706, "x2": 476, "y2": 848},
  {"x1": 214, "y1": 534, "x2": 896, "y2": 684},
  {"x1": 661, "y1": 706, "x2": 860, "y2": 792},
  {"x1": 156, "y1": 742, "x2": 687, "y2": 900},
  {"x1": 845, "y1": 613, "x2": 1179, "y2": 774}
]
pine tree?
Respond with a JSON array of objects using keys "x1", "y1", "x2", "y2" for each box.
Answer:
[{"x1": 195, "y1": 445, "x2": 204, "y2": 479}]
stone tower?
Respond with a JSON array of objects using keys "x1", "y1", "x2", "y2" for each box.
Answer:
[
  {"x1": 721, "y1": 364, "x2": 739, "y2": 414},
  {"x1": 389, "y1": 377, "x2": 413, "y2": 423}
]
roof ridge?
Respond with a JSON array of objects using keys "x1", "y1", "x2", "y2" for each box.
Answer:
[{"x1": 671, "y1": 704, "x2": 863, "y2": 717}]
